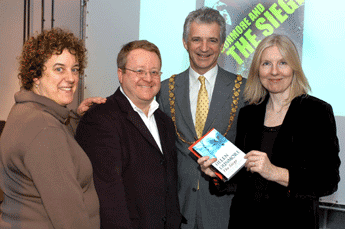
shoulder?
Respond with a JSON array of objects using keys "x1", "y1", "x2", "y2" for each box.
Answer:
[
  {"x1": 4, "y1": 103, "x2": 64, "y2": 149},
  {"x1": 13, "y1": 102, "x2": 62, "y2": 131},
  {"x1": 82, "y1": 92, "x2": 121, "y2": 120},
  {"x1": 218, "y1": 67, "x2": 247, "y2": 83},
  {"x1": 158, "y1": 69, "x2": 188, "y2": 101},
  {"x1": 161, "y1": 70, "x2": 188, "y2": 87},
  {"x1": 155, "y1": 108, "x2": 173, "y2": 125},
  {"x1": 293, "y1": 94, "x2": 333, "y2": 113},
  {"x1": 216, "y1": 67, "x2": 247, "y2": 98},
  {"x1": 238, "y1": 104, "x2": 257, "y2": 119}
]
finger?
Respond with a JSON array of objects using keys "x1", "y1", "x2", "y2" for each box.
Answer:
[
  {"x1": 197, "y1": 156, "x2": 210, "y2": 165},
  {"x1": 91, "y1": 97, "x2": 107, "y2": 104},
  {"x1": 207, "y1": 170, "x2": 217, "y2": 177},
  {"x1": 250, "y1": 166, "x2": 258, "y2": 173},
  {"x1": 203, "y1": 157, "x2": 217, "y2": 167}
]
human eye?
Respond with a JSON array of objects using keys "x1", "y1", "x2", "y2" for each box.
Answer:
[
  {"x1": 262, "y1": 61, "x2": 270, "y2": 66},
  {"x1": 55, "y1": 67, "x2": 63, "y2": 72},
  {"x1": 135, "y1": 69, "x2": 145, "y2": 76},
  {"x1": 192, "y1": 37, "x2": 200, "y2": 42},
  {"x1": 210, "y1": 38, "x2": 218, "y2": 43},
  {"x1": 72, "y1": 68, "x2": 80, "y2": 73},
  {"x1": 278, "y1": 61, "x2": 288, "y2": 68},
  {"x1": 151, "y1": 70, "x2": 160, "y2": 77}
]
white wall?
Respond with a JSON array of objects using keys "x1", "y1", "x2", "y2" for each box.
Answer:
[
  {"x1": 0, "y1": 0, "x2": 24, "y2": 120},
  {"x1": 0, "y1": 0, "x2": 81, "y2": 120},
  {"x1": 83, "y1": 0, "x2": 140, "y2": 98}
]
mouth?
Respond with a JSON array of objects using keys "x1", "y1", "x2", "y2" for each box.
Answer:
[
  {"x1": 197, "y1": 53, "x2": 212, "y2": 59},
  {"x1": 269, "y1": 79, "x2": 282, "y2": 83},
  {"x1": 139, "y1": 85, "x2": 152, "y2": 88},
  {"x1": 59, "y1": 87, "x2": 73, "y2": 91}
]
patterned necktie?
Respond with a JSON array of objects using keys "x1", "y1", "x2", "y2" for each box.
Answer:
[{"x1": 195, "y1": 76, "x2": 209, "y2": 139}]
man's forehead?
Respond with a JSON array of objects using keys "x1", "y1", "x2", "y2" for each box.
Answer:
[{"x1": 189, "y1": 22, "x2": 220, "y2": 38}]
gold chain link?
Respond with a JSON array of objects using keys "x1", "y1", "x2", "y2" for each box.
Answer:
[{"x1": 168, "y1": 74, "x2": 243, "y2": 145}]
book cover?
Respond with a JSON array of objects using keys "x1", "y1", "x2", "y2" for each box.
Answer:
[{"x1": 188, "y1": 128, "x2": 247, "y2": 181}]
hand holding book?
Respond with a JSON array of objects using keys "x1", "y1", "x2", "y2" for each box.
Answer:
[
  {"x1": 198, "y1": 156, "x2": 218, "y2": 178},
  {"x1": 188, "y1": 128, "x2": 247, "y2": 182}
]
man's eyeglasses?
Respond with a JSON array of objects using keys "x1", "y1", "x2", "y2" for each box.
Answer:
[{"x1": 122, "y1": 68, "x2": 162, "y2": 78}]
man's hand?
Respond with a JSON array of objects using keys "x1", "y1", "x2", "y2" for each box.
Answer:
[
  {"x1": 197, "y1": 156, "x2": 218, "y2": 178},
  {"x1": 77, "y1": 97, "x2": 107, "y2": 116}
]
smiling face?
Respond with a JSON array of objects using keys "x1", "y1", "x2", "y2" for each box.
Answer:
[
  {"x1": 33, "y1": 49, "x2": 79, "y2": 106},
  {"x1": 259, "y1": 45, "x2": 293, "y2": 97},
  {"x1": 183, "y1": 22, "x2": 223, "y2": 75},
  {"x1": 118, "y1": 48, "x2": 161, "y2": 109}
]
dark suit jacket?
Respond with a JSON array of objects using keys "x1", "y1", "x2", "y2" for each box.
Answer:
[
  {"x1": 229, "y1": 94, "x2": 340, "y2": 229},
  {"x1": 157, "y1": 67, "x2": 246, "y2": 229},
  {"x1": 75, "y1": 88, "x2": 183, "y2": 229}
]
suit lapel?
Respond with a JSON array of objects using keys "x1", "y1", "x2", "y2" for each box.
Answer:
[
  {"x1": 203, "y1": 67, "x2": 235, "y2": 134},
  {"x1": 115, "y1": 89, "x2": 162, "y2": 154},
  {"x1": 155, "y1": 111, "x2": 170, "y2": 155},
  {"x1": 174, "y1": 70, "x2": 198, "y2": 139}
]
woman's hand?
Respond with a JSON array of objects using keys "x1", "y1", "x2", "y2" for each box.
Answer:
[
  {"x1": 77, "y1": 97, "x2": 107, "y2": 116},
  {"x1": 197, "y1": 156, "x2": 218, "y2": 178},
  {"x1": 245, "y1": 150, "x2": 289, "y2": 187}
]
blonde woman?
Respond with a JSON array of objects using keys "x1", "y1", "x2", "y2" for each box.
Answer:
[{"x1": 198, "y1": 34, "x2": 340, "y2": 229}]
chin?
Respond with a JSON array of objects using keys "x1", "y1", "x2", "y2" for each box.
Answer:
[{"x1": 60, "y1": 99, "x2": 73, "y2": 106}]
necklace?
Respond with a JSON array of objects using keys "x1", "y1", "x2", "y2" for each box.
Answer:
[{"x1": 168, "y1": 74, "x2": 243, "y2": 145}]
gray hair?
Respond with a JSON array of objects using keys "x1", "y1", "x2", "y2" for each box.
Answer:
[{"x1": 183, "y1": 7, "x2": 226, "y2": 44}]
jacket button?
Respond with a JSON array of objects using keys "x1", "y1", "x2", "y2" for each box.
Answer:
[
  {"x1": 162, "y1": 216, "x2": 167, "y2": 222},
  {"x1": 192, "y1": 188, "x2": 197, "y2": 192},
  {"x1": 160, "y1": 159, "x2": 165, "y2": 165}
]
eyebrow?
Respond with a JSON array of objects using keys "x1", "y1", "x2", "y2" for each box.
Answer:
[
  {"x1": 261, "y1": 57, "x2": 286, "y2": 62},
  {"x1": 191, "y1": 36, "x2": 218, "y2": 40},
  {"x1": 53, "y1": 63, "x2": 79, "y2": 67}
]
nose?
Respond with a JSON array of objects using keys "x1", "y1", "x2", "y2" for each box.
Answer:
[
  {"x1": 65, "y1": 70, "x2": 77, "y2": 83},
  {"x1": 200, "y1": 40, "x2": 208, "y2": 52},
  {"x1": 271, "y1": 63, "x2": 278, "y2": 76},
  {"x1": 142, "y1": 71, "x2": 153, "y2": 81}
]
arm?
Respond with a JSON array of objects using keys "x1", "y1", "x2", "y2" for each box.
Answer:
[
  {"x1": 75, "y1": 110, "x2": 133, "y2": 228},
  {"x1": 77, "y1": 97, "x2": 107, "y2": 116},
  {"x1": 200, "y1": 108, "x2": 248, "y2": 193},
  {"x1": 156, "y1": 89, "x2": 166, "y2": 114},
  {"x1": 67, "y1": 97, "x2": 107, "y2": 135},
  {"x1": 287, "y1": 101, "x2": 340, "y2": 198},
  {"x1": 25, "y1": 128, "x2": 95, "y2": 229}
]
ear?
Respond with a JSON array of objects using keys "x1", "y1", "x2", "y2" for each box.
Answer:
[
  {"x1": 220, "y1": 43, "x2": 225, "y2": 52},
  {"x1": 33, "y1": 78, "x2": 40, "y2": 85},
  {"x1": 117, "y1": 68, "x2": 123, "y2": 84},
  {"x1": 183, "y1": 38, "x2": 188, "y2": 51}
]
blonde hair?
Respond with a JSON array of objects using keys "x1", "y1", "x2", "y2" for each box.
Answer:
[{"x1": 244, "y1": 34, "x2": 310, "y2": 105}]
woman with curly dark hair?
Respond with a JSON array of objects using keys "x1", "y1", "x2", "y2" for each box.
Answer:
[{"x1": 0, "y1": 28, "x2": 101, "y2": 228}]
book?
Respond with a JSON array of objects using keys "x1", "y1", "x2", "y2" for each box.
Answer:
[{"x1": 188, "y1": 128, "x2": 247, "y2": 182}]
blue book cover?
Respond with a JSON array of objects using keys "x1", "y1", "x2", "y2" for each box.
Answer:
[{"x1": 189, "y1": 128, "x2": 247, "y2": 181}]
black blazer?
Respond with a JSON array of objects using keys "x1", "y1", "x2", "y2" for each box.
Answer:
[
  {"x1": 76, "y1": 88, "x2": 183, "y2": 229},
  {"x1": 229, "y1": 94, "x2": 340, "y2": 229}
]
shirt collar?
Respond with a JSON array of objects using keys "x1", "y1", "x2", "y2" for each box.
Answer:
[
  {"x1": 189, "y1": 65, "x2": 218, "y2": 85},
  {"x1": 120, "y1": 86, "x2": 159, "y2": 117}
]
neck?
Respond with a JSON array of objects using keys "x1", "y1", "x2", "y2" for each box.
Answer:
[
  {"x1": 141, "y1": 106, "x2": 150, "y2": 117},
  {"x1": 267, "y1": 93, "x2": 290, "y2": 113},
  {"x1": 136, "y1": 101, "x2": 152, "y2": 117}
]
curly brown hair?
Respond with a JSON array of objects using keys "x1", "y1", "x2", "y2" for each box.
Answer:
[{"x1": 18, "y1": 28, "x2": 87, "y2": 90}]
